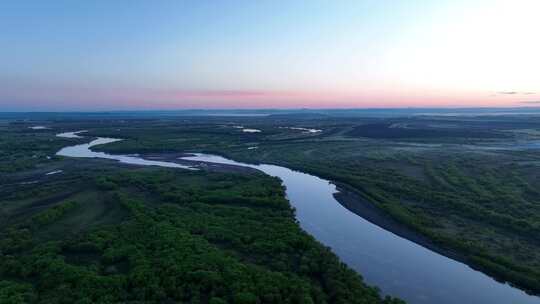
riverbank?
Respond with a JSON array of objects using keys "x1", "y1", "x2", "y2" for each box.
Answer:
[
  {"x1": 151, "y1": 151, "x2": 539, "y2": 296},
  {"x1": 52, "y1": 129, "x2": 540, "y2": 303},
  {"x1": 333, "y1": 184, "x2": 465, "y2": 264},
  {"x1": 2, "y1": 157, "x2": 399, "y2": 303},
  {"x1": 177, "y1": 152, "x2": 540, "y2": 303},
  {"x1": 140, "y1": 152, "x2": 455, "y2": 260},
  {"x1": 332, "y1": 183, "x2": 540, "y2": 296}
]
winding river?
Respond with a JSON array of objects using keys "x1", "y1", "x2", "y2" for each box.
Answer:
[{"x1": 56, "y1": 132, "x2": 540, "y2": 304}]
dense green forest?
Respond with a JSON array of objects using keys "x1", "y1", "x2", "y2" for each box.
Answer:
[
  {"x1": 83, "y1": 115, "x2": 540, "y2": 295},
  {"x1": 3, "y1": 114, "x2": 540, "y2": 300},
  {"x1": 0, "y1": 124, "x2": 402, "y2": 303},
  {"x1": 219, "y1": 141, "x2": 540, "y2": 293}
]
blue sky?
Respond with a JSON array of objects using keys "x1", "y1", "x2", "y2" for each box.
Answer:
[{"x1": 1, "y1": 0, "x2": 538, "y2": 110}]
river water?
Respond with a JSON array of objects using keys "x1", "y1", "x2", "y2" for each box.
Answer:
[
  {"x1": 57, "y1": 134, "x2": 194, "y2": 170},
  {"x1": 56, "y1": 133, "x2": 540, "y2": 304}
]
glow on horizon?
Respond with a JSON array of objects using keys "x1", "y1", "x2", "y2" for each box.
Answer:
[{"x1": 1, "y1": 0, "x2": 539, "y2": 111}]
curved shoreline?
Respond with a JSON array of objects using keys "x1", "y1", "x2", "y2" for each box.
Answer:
[
  {"x1": 178, "y1": 152, "x2": 540, "y2": 297},
  {"x1": 332, "y1": 183, "x2": 539, "y2": 297},
  {"x1": 100, "y1": 148, "x2": 539, "y2": 296},
  {"x1": 332, "y1": 185, "x2": 464, "y2": 263}
]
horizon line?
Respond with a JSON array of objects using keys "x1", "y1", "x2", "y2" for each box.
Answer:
[{"x1": 2, "y1": 106, "x2": 540, "y2": 114}]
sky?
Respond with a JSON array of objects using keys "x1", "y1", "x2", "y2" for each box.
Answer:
[{"x1": 1, "y1": 0, "x2": 539, "y2": 111}]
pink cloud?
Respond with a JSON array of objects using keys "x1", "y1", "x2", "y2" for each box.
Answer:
[{"x1": 1, "y1": 84, "x2": 538, "y2": 111}]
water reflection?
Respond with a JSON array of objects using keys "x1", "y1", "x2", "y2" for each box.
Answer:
[{"x1": 56, "y1": 136, "x2": 195, "y2": 170}]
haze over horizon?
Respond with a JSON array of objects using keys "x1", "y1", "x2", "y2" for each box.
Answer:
[{"x1": 1, "y1": 0, "x2": 539, "y2": 111}]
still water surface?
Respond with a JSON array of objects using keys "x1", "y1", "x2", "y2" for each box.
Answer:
[
  {"x1": 57, "y1": 133, "x2": 540, "y2": 304},
  {"x1": 57, "y1": 134, "x2": 194, "y2": 170}
]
